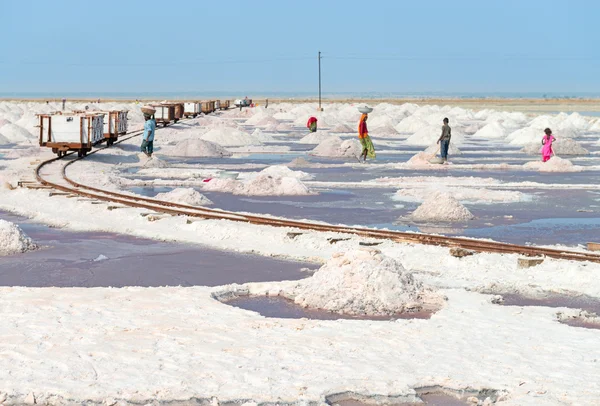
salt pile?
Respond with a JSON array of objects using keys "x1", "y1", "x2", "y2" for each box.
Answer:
[
  {"x1": 406, "y1": 151, "x2": 438, "y2": 166},
  {"x1": 201, "y1": 127, "x2": 261, "y2": 146},
  {"x1": 292, "y1": 249, "x2": 441, "y2": 316},
  {"x1": 521, "y1": 138, "x2": 589, "y2": 156},
  {"x1": 203, "y1": 174, "x2": 313, "y2": 196},
  {"x1": 0, "y1": 220, "x2": 37, "y2": 256},
  {"x1": 405, "y1": 125, "x2": 463, "y2": 146},
  {"x1": 275, "y1": 123, "x2": 293, "y2": 132},
  {"x1": 240, "y1": 174, "x2": 312, "y2": 196},
  {"x1": 410, "y1": 192, "x2": 474, "y2": 221},
  {"x1": 259, "y1": 165, "x2": 312, "y2": 180},
  {"x1": 288, "y1": 157, "x2": 313, "y2": 167},
  {"x1": 523, "y1": 156, "x2": 582, "y2": 172},
  {"x1": 154, "y1": 188, "x2": 212, "y2": 206},
  {"x1": 166, "y1": 139, "x2": 232, "y2": 157},
  {"x1": 473, "y1": 122, "x2": 506, "y2": 139},
  {"x1": 310, "y1": 136, "x2": 362, "y2": 158},
  {"x1": 0, "y1": 123, "x2": 34, "y2": 143},
  {"x1": 424, "y1": 143, "x2": 462, "y2": 156},
  {"x1": 329, "y1": 123, "x2": 353, "y2": 133},
  {"x1": 251, "y1": 128, "x2": 275, "y2": 143},
  {"x1": 395, "y1": 116, "x2": 428, "y2": 133},
  {"x1": 139, "y1": 154, "x2": 169, "y2": 168},
  {"x1": 298, "y1": 131, "x2": 332, "y2": 144}
]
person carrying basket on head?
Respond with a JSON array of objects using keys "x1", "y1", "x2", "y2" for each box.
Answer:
[{"x1": 358, "y1": 112, "x2": 376, "y2": 162}]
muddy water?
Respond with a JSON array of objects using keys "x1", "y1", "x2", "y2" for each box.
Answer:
[
  {"x1": 330, "y1": 393, "x2": 471, "y2": 406},
  {"x1": 225, "y1": 295, "x2": 431, "y2": 321},
  {"x1": 500, "y1": 293, "x2": 600, "y2": 314},
  {"x1": 498, "y1": 292, "x2": 600, "y2": 330},
  {"x1": 0, "y1": 212, "x2": 317, "y2": 287}
]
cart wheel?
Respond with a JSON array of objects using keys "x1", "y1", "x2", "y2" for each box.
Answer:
[{"x1": 56, "y1": 151, "x2": 62, "y2": 158}]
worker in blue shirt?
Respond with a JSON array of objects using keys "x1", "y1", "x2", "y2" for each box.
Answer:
[{"x1": 141, "y1": 107, "x2": 156, "y2": 157}]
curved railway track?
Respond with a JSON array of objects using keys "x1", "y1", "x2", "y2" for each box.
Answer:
[{"x1": 34, "y1": 120, "x2": 600, "y2": 264}]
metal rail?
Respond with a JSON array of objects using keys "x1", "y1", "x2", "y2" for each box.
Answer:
[{"x1": 34, "y1": 121, "x2": 600, "y2": 264}]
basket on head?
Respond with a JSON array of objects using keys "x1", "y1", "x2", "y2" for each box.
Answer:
[
  {"x1": 141, "y1": 106, "x2": 156, "y2": 115},
  {"x1": 358, "y1": 106, "x2": 373, "y2": 114}
]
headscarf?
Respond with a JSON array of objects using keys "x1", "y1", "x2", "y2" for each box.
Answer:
[
  {"x1": 358, "y1": 114, "x2": 368, "y2": 138},
  {"x1": 307, "y1": 117, "x2": 318, "y2": 127}
]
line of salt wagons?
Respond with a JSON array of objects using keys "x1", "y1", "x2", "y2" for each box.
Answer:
[{"x1": 38, "y1": 100, "x2": 230, "y2": 157}]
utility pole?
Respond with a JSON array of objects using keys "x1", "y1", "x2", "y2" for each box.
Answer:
[{"x1": 318, "y1": 51, "x2": 322, "y2": 111}]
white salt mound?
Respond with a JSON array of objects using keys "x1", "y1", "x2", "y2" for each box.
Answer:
[
  {"x1": 521, "y1": 138, "x2": 589, "y2": 156},
  {"x1": 311, "y1": 136, "x2": 362, "y2": 158},
  {"x1": 238, "y1": 174, "x2": 312, "y2": 196},
  {"x1": 292, "y1": 249, "x2": 441, "y2": 316},
  {"x1": 473, "y1": 122, "x2": 506, "y2": 139},
  {"x1": 168, "y1": 139, "x2": 232, "y2": 157},
  {"x1": 523, "y1": 156, "x2": 581, "y2": 172},
  {"x1": 202, "y1": 174, "x2": 313, "y2": 196},
  {"x1": 298, "y1": 131, "x2": 332, "y2": 144},
  {"x1": 201, "y1": 127, "x2": 261, "y2": 146},
  {"x1": 406, "y1": 151, "x2": 438, "y2": 166},
  {"x1": 154, "y1": 188, "x2": 212, "y2": 206},
  {"x1": 424, "y1": 143, "x2": 462, "y2": 156},
  {"x1": 0, "y1": 220, "x2": 37, "y2": 256},
  {"x1": 329, "y1": 123, "x2": 353, "y2": 133},
  {"x1": 139, "y1": 154, "x2": 169, "y2": 168},
  {"x1": 0, "y1": 133, "x2": 10, "y2": 145},
  {"x1": 410, "y1": 192, "x2": 474, "y2": 222},
  {"x1": 259, "y1": 165, "x2": 312, "y2": 180}
]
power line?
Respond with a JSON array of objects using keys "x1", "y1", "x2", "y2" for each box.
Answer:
[{"x1": 0, "y1": 56, "x2": 315, "y2": 67}]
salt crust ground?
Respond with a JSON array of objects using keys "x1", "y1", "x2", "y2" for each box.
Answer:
[
  {"x1": 1, "y1": 287, "x2": 599, "y2": 405},
  {"x1": 392, "y1": 187, "x2": 527, "y2": 204},
  {"x1": 2, "y1": 102, "x2": 600, "y2": 404}
]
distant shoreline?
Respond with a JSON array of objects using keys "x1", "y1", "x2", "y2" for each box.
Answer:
[{"x1": 2, "y1": 97, "x2": 600, "y2": 113}]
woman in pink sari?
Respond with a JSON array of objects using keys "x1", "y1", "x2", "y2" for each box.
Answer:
[{"x1": 541, "y1": 128, "x2": 556, "y2": 162}]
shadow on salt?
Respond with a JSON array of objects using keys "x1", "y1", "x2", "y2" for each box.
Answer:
[{"x1": 222, "y1": 295, "x2": 433, "y2": 321}]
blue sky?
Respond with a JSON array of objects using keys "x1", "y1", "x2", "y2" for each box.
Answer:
[{"x1": 1, "y1": 0, "x2": 598, "y2": 95}]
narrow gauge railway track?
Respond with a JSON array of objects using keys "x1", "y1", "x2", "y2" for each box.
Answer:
[{"x1": 35, "y1": 121, "x2": 600, "y2": 264}]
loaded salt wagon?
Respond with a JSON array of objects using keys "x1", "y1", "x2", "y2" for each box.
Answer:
[
  {"x1": 151, "y1": 104, "x2": 175, "y2": 127},
  {"x1": 219, "y1": 100, "x2": 230, "y2": 110},
  {"x1": 201, "y1": 100, "x2": 216, "y2": 115},
  {"x1": 38, "y1": 112, "x2": 104, "y2": 157},
  {"x1": 100, "y1": 110, "x2": 128, "y2": 146},
  {"x1": 184, "y1": 102, "x2": 201, "y2": 118}
]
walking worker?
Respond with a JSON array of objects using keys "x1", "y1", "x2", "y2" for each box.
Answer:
[
  {"x1": 307, "y1": 116, "x2": 318, "y2": 133},
  {"x1": 140, "y1": 106, "x2": 156, "y2": 157},
  {"x1": 358, "y1": 113, "x2": 376, "y2": 162},
  {"x1": 437, "y1": 117, "x2": 452, "y2": 163},
  {"x1": 541, "y1": 127, "x2": 556, "y2": 162}
]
